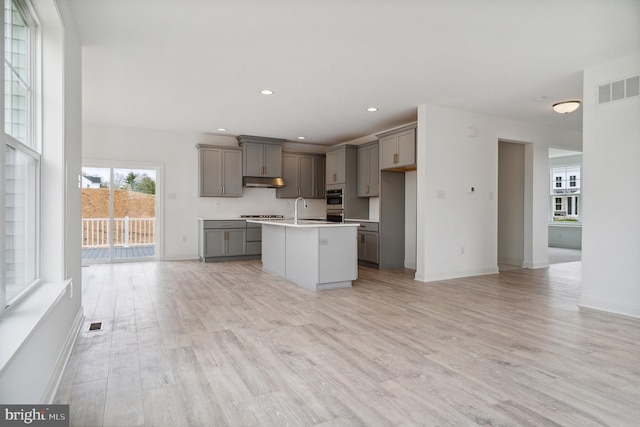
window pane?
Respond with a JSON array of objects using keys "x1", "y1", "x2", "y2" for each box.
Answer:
[
  {"x1": 4, "y1": 0, "x2": 30, "y2": 146},
  {"x1": 5, "y1": 145, "x2": 37, "y2": 301}
]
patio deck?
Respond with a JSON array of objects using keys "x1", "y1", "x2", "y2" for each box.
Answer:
[{"x1": 82, "y1": 245, "x2": 156, "y2": 260}]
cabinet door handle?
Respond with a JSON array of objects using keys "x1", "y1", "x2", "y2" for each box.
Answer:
[
  {"x1": 365, "y1": 184, "x2": 369, "y2": 194},
  {"x1": 393, "y1": 153, "x2": 398, "y2": 164},
  {"x1": 222, "y1": 185, "x2": 225, "y2": 195},
  {"x1": 332, "y1": 173, "x2": 337, "y2": 182},
  {"x1": 262, "y1": 166, "x2": 266, "y2": 175}
]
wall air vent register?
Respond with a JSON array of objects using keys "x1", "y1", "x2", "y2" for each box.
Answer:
[{"x1": 598, "y1": 75, "x2": 639, "y2": 104}]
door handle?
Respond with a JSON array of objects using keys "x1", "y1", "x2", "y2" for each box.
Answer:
[{"x1": 393, "y1": 153, "x2": 399, "y2": 164}]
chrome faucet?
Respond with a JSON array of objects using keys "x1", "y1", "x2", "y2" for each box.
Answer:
[{"x1": 294, "y1": 197, "x2": 307, "y2": 224}]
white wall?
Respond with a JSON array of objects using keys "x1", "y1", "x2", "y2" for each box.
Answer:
[
  {"x1": 82, "y1": 124, "x2": 327, "y2": 260},
  {"x1": 580, "y1": 53, "x2": 640, "y2": 318},
  {"x1": 0, "y1": 0, "x2": 84, "y2": 403},
  {"x1": 415, "y1": 103, "x2": 581, "y2": 282}
]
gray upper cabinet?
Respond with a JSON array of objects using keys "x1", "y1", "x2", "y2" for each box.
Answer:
[
  {"x1": 197, "y1": 144, "x2": 242, "y2": 197},
  {"x1": 326, "y1": 146, "x2": 346, "y2": 185},
  {"x1": 379, "y1": 125, "x2": 416, "y2": 170},
  {"x1": 357, "y1": 142, "x2": 379, "y2": 197},
  {"x1": 278, "y1": 153, "x2": 299, "y2": 198},
  {"x1": 314, "y1": 156, "x2": 325, "y2": 198},
  {"x1": 237, "y1": 135, "x2": 285, "y2": 178},
  {"x1": 277, "y1": 152, "x2": 326, "y2": 199}
]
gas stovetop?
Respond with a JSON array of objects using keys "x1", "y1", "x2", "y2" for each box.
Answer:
[{"x1": 240, "y1": 215, "x2": 285, "y2": 219}]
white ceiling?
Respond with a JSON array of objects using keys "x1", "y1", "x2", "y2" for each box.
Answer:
[{"x1": 67, "y1": 0, "x2": 640, "y2": 146}]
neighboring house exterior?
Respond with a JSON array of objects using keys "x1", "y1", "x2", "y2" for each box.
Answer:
[
  {"x1": 550, "y1": 165, "x2": 581, "y2": 220},
  {"x1": 82, "y1": 175, "x2": 101, "y2": 188}
]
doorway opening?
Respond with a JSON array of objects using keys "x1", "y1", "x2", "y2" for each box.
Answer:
[
  {"x1": 548, "y1": 147, "x2": 582, "y2": 264},
  {"x1": 81, "y1": 165, "x2": 159, "y2": 263},
  {"x1": 497, "y1": 140, "x2": 525, "y2": 271}
]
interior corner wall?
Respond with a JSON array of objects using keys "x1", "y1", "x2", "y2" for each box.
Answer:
[
  {"x1": 580, "y1": 53, "x2": 640, "y2": 318},
  {"x1": 414, "y1": 104, "x2": 578, "y2": 282},
  {"x1": 414, "y1": 104, "x2": 500, "y2": 281}
]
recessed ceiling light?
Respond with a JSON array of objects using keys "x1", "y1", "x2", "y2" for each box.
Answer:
[
  {"x1": 297, "y1": 136, "x2": 306, "y2": 140},
  {"x1": 260, "y1": 89, "x2": 273, "y2": 95},
  {"x1": 217, "y1": 128, "x2": 227, "y2": 131},
  {"x1": 366, "y1": 107, "x2": 379, "y2": 112}
]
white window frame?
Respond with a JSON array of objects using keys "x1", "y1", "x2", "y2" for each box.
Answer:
[
  {"x1": 1, "y1": 0, "x2": 40, "y2": 312},
  {"x1": 549, "y1": 164, "x2": 582, "y2": 224}
]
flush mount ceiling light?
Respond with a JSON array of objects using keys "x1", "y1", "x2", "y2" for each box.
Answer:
[
  {"x1": 260, "y1": 89, "x2": 273, "y2": 95},
  {"x1": 217, "y1": 128, "x2": 227, "y2": 132},
  {"x1": 297, "y1": 136, "x2": 306, "y2": 140},
  {"x1": 366, "y1": 107, "x2": 379, "y2": 112},
  {"x1": 552, "y1": 100, "x2": 581, "y2": 114}
]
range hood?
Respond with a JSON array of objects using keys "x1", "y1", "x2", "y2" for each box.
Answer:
[{"x1": 243, "y1": 176, "x2": 285, "y2": 188}]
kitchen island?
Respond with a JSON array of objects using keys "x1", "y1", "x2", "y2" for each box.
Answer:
[{"x1": 246, "y1": 219, "x2": 359, "y2": 291}]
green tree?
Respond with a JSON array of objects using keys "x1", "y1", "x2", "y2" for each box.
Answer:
[
  {"x1": 124, "y1": 172, "x2": 138, "y2": 190},
  {"x1": 137, "y1": 175, "x2": 156, "y2": 195}
]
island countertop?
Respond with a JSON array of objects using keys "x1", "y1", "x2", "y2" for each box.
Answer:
[
  {"x1": 250, "y1": 219, "x2": 359, "y2": 291},
  {"x1": 246, "y1": 219, "x2": 360, "y2": 228}
]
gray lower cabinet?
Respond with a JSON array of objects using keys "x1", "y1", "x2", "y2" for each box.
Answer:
[
  {"x1": 204, "y1": 229, "x2": 246, "y2": 257},
  {"x1": 246, "y1": 222, "x2": 262, "y2": 255},
  {"x1": 197, "y1": 144, "x2": 243, "y2": 197},
  {"x1": 347, "y1": 221, "x2": 379, "y2": 264},
  {"x1": 358, "y1": 231, "x2": 379, "y2": 264},
  {"x1": 199, "y1": 220, "x2": 261, "y2": 261}
]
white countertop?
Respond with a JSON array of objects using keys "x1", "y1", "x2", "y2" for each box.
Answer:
[
  {"x1": 345, "y1": 218, "x2": 379, "y2": 223},
  {"x1": 246, "y1": 219, "x2": 360, "y2": 228}
]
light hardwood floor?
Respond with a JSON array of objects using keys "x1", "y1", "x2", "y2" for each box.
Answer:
[{"x1": 55, "y1": 260, "x2": 640, "y2": 426}]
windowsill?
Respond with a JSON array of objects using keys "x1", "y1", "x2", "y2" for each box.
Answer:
[
  {"x1": 0, "y1": 279, "x2": 71, "y2": 375},
  {"x1": 548, "y1": 222, "x2": 582, "y2": 227}
]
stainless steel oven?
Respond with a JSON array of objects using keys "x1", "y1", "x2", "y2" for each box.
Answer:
[
  {"x1": 326, "y1": 209, "x2": 344, "y2": 223},
  {"x1": 326, "y1": 189, "x2": 344, "y2": 222},
  {"x1": 326, "y1": 189, "x2": 343, "y2": 207}
]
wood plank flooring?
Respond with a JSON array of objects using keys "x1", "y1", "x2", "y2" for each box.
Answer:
[{"x1": 54, "y1": 260, "x2": 640, "y2": 426}]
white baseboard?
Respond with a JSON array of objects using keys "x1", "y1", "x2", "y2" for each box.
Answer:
[
  {"x1": 522, "y1": 259, "x2": 550, "y2": 269},
  {"x1": 414, "y1": 265, "x2": 500, "y2": 283},
  {"x1": 41, "y1": 308, "x2": 84, "y2": 403},
  {"x1": 579, "y1": 295, "x2": 640, "y2": 319},
  {"x1": 498, "y1": 256, "x2": 524, "y2": 268}
]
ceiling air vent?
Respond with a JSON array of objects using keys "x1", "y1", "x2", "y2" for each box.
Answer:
[{"x1": 598, "y1": 75, "x2": 639, "y2": 104}]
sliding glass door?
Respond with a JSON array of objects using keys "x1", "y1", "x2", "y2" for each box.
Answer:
[{"x1": 81, "y1": 166, "x2": 158, "y2": 263}]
